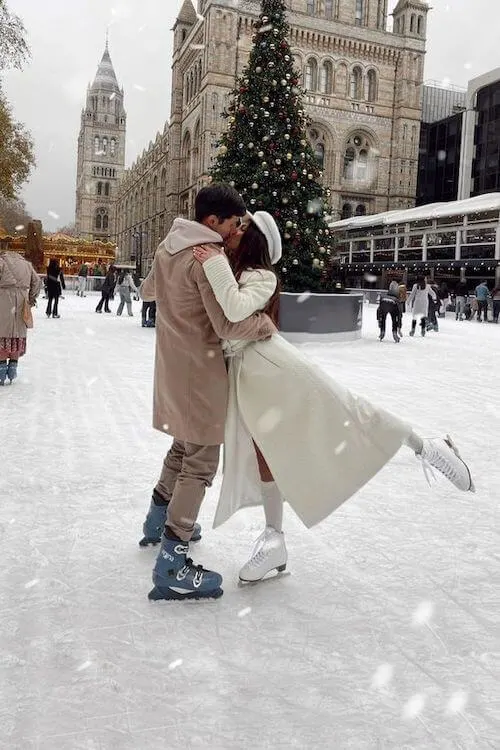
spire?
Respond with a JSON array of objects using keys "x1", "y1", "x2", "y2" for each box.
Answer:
[
  {"x1": 176, "y1": 0, "x2": 198, "y2": 26},
  {"x1": 91, "y1": 42, "x2": 120, "y2": 93}
]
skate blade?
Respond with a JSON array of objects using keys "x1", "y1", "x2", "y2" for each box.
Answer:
[
  {"x1": 238, "y1": 565, "x2": 289, "y2": 586},
  {"x1": 148, "y1": 586, "x2": 223, "y2": 601},
  {"x1": 445, "y1": 435, "x2": 475, "y2": 493}
]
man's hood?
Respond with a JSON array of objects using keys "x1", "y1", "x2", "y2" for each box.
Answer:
[{"x1": 159, "y1": 218, "x2": 223, "y2": 255}]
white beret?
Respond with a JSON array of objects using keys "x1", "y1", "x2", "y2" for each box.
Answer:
[{"x1": 249, "y1": 211, "x2": 282, "y2": 265}]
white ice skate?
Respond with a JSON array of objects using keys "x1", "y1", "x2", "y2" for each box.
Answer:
[
  {"x1": 418, "y1": 435, "x2": 475, "y2": 492},
  {"x1": 239, "y1": 526, "x2": 288, "y2": 583}
]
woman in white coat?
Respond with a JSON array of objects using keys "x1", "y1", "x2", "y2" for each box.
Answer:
[
  {"x1": 407, "y1": 276, "x2": 437, "y2": 336},
  {"x1": 193, "y1": 213, "x2": 474, "y2": 583}
]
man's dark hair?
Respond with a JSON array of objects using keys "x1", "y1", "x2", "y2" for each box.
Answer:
[{"x1": 195, "y1": 183, "x2": 246, "y2": 223}]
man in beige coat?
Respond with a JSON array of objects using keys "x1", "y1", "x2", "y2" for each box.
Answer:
[{"x1": 139, "y1": 184, "x2": 276, "y2": 601}]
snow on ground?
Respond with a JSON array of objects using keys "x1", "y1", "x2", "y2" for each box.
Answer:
[{"x1": 1, "y1": 293, "x2": 498, "y2": 750}]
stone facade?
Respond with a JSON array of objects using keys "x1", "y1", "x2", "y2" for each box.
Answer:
[
  {"x1": 115, "y1": 0, "x2": 428, "y2": 272},
  {"x1": 75, "y1": 44, "x2": 127, "y2": 241}
]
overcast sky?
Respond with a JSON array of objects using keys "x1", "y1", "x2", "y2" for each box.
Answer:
[{"x1": 3, "y1": 0, "x2": 500, "y2": 231}]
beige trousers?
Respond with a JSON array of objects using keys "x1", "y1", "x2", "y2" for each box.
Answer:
[{"x1": 155, "y1": 439, "x2": 220, "y2": 542}]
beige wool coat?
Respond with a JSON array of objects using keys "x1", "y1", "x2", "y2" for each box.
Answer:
[
  {"x1": 140, "y1": 219, "x2": 276, "y2": 446},
  {"x1": 200, "y1": 255, "x2": 413, "y2": 529},
  {"x1": 0, "y1": 251, "x2": 41, "y2": 341}
]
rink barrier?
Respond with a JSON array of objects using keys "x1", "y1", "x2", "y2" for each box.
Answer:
[{"x1": 279, "y1": 292, "x2": 364, "y2": 343}]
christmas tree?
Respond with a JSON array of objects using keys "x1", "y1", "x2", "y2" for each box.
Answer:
[{"x1": 210, "y1": 0, "x2": 333, "y2": 292}]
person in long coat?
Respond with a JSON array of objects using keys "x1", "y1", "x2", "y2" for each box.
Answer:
[
  {"x1": 138, "y1": 184, "x2": 276, "y2": 602},
  {"x1": 407, "y1": 276, "x2": 437, "y2": 336},
  {"x1": 95, "y1": 267, "x2": 116, "y2": 313},
  {"x1": 193, "y1": 213, "x2": 474, "y2": 584},
  {"x1": 45, "y1": 258, "x2": 65, "y2": 318},
  {"x1": 0, "y1": 247, "x2": 41, "y2": 384}
]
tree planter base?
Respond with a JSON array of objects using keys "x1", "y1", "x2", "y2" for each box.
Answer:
[{"x1": 279, "y1": 292, "x2": 363, "y2": 343}]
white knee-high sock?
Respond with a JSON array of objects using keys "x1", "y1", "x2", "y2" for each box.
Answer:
[
  {"x1": 262, "y1": 482, "x2": 283, "y2": 532},
  {"x1": 405, "y1": 430, "x2": 424, "y2": 455}
]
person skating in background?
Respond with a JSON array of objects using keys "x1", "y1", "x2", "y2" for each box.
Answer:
[
  {"x1": 0, "y1": 245, "x2": 41, "y2": 385},
  {"x1": 77, "y1": 263, "x2": 88, "y2": 297},
  {"x1": 377, "y1": 281, "x2": 403, "y2": 343},
  {"x1": 192, "y1": 212, "x2": 474, "y2": 585},
  {"x1": 408, "y1": 276, "x2": 437, "y2": 337},
  {"x1": 139, "y1": 184, "x2": 276, "y2": 602},
  {"x1": 116, "y1": 270, "x2": 139, "y2": 317},
  {"x1": 475, "y1": 280, "x2": 490, "y2": 322},
  {"x1": 141, "y1": 300, "x2": 156, "y2": 328},
  {"x1": 95, "y1": 266, "x2": 116, "y2": 313},
  {"x1": 45, "y1": 259, "x2": 65, "y2": 319},
  {"x1": 427, "y1": 282, "x2": 440, "y2": 332},
  {"x1": 492, "y1": 283, "x2": 500, "y2": 323},
  {"x1": 454, "y1": 280, "x2": 468, "y2": 321},
  {"x1": 438, "y1": 281, "x2": 450, "y2": 318},
  {"x1": 132, "y1": 270, "x2": 141, "y2": 301}
]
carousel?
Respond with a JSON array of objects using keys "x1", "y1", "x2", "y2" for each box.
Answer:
[{"x1": 0, "y1": 221, "x2": 117, "y2": 274}]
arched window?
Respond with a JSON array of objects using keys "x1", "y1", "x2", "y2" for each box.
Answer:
[
  {"x1": 97, "y1": 182, "x2": 102, "y2": 195},
  {"x1": 315, "y1": 143, "x2": 325, "y2": 169},
  {"x1": 307, "y1": 0, "x2": 316, "y2": 13},
  {"x1": 153, "y1": 176, "x2": 158, "y2": 212},
  {"x1": 343, "y1": 134, "x2": 376, "y2": 184},
  {"x1": 410, "y1": 14, "x2": 415, "y2": 32},
  {"x1": 325, "y1": 0, "x2": 333, "y2": 18},
  {"x1": 320, "y1": 61, "x2": 333, "y2": 94},
  {"x1": 349, "y1": 67, "x2": 362, "y2": 99},
  {"x1": 305, "y1": 58, "x2": 318, "y2": 91},
  {"x1": 343, "y1": 147, "x2": 355, "y2": 180},
  {"x1": 102, "y1": 137, "x2": 108, "y2": 155},
  {"x1": 355, "y1": 0, "x2": 364, "y2": 26},
  {"x1": 367, "y1": 70, "x2": 377, "y2": 102},
  {"x1": 94, "y1": 136, "x2": 100, "y2": 154},
  {"x1": 341, "y1": 203, "x2": 353, "y2": 219},
  {"x1": 417, "y1": 15, "x2": 423, "y2": 35},
  {"x1": 94, "y1": 208, "x2": 107, "y2": 231},
  {"x1": 104, "y1": 182, "x2": 110, "y2": 197},
  {"x1": 193, "y1": 121, "x2": 201, "y2": 178},
  {"x1": 355, "y1": 204, "x2": 367, "y2": 216},
  {"x1": 182, "y1": 131, "x2": 192, "y2": 186},
  {"x1": 110, "y1": 138, "x2": 116, "y2": 156},
  {"x1": 356, "y1": 149, "x2": 368, "y2": 180}
]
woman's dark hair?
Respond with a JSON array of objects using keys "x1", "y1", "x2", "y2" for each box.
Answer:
[
  {"x1": 195, "y1": 183, "x2": 246, "y2": 223},
  {"x1": 229, "y1": 222, "x2": 280, "y2": 326},
  {"x1": 416, "y1": 275, "x2": 426, "y2": 290},
  {"x1": 47, "y1": 258, "x2": 59, "y2": 275},
  {"x1": 117, "y1": 270, "x2": 126, "y2": 284}
]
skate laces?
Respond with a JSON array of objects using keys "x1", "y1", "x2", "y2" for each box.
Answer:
[
  {"x1": 247, "y1": 530, "x2": 280, "y2": 568},
  {"x1": 420, "y1": 441, "x2": 458, "y2": 485}
]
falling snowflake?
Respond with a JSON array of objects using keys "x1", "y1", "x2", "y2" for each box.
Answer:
[
  {"x1": 402, "y1": 693, "x2": 426, "y2": 720},
  {"x1": 437, "y1": 150, "x2": 447, "y2": 162},
  {"x1": 371, "y1": 663, "x2": 393, "y2": 689},
  {"x1": 190, "y1": 44, "x2": 206, "y2": 51},
  {"x1": 162, "y1": 424, "x2": 169, "y2": 432},
  {"x1": 86, "y1": 377, "x2": 98, "y2": 388},
  {"x1": 168, "y1": 659, "x2": 183, "y2": 670},
  {"x1": 446, "y1": 690, "x2": 468, "y2": 715},
  {"x1": 258, "y1": 23, "x2": 274, "y2": 34},
  {"x1": 133, "y1": 84, "x2": 146, "y2": 92},
  {"x1": 307, "y1": 198, "x2": 323, "y2": 215},
  {"x1": 109, "y1": 93, "x2": 116, "y2": 101},
  {"x1": 24, "y1": 579, "x2": 39, "y2": 589},
  {"x1": 207, "y1": 350, "x2": 216, "y2": 358},
  {"x1": 84, "y1": 327, "x2": 95, "y2": 336},
  {"x1": 334, "y1": 441, "x2": 347, "y2": 456},
  {"x1": 412, "y1": 600, "x2": 434, "y2": 626},
  {"x1": 343, "y1": 421, "x2": 350, "y2": 427},
  {"x1": 15, "y1": 224, "x2": 24, "y2": 231},
  {"x1": 76, "y1": 660, "x2": 92, "y2": 672},
  {"x1": 297, "y1": 291, "x2": 311, "y2": 304},
  {"x1": 48, "y1": 210, "x2": 60, "y2": 220},
  {"x1": 238, "y1": 607, "x2": 252, "y2": 618},
  {"x1": 257, "y1": 407, "x2": 282, "y2": 433},
  {"x1": 364, "y1": 273, "x2": 377, "y2": 283}
]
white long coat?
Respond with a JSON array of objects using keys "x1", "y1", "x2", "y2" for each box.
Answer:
[
  {"x1": 408, "y1": 284, "x2": 437, "y2": 318},
  {"x1": 202, "y1": 256, "x2": 412, "y2": 529}
]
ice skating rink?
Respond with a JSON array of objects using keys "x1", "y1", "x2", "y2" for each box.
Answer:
[{"x1": 1, "y1": 294, "x2": 498, "y2": 750}]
